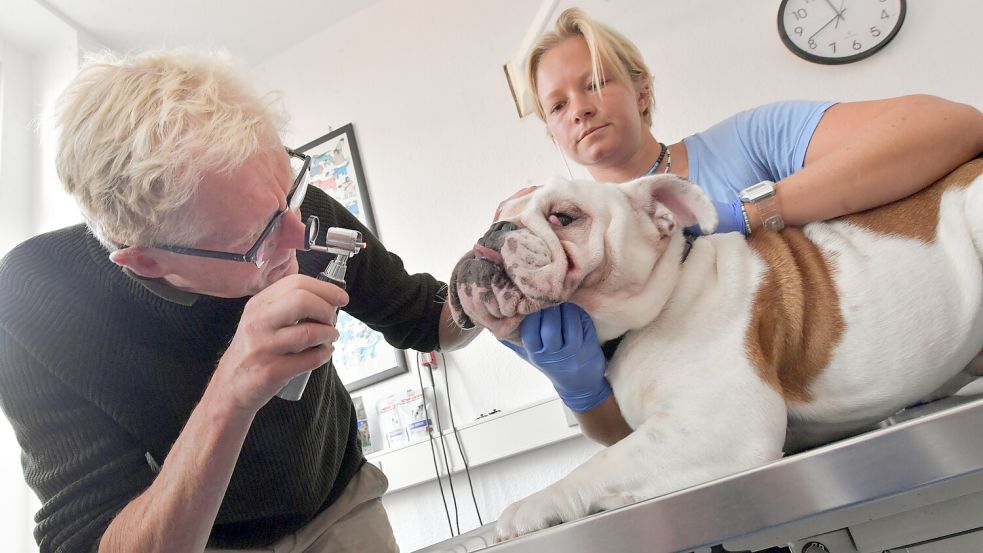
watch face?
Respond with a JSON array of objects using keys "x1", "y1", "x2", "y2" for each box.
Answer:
[{"x1": 778, "y1": 0, "x2": 906, "y2": 65}]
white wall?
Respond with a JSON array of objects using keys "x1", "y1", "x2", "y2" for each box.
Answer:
[
  {"x1": 0, "y1": 10, "x2": 87, "y2": 552},
  {"x1": 0, "y1": 41, "x2": 37, "y2": 255},
  {"x1": 254, "y1": 1, "x2": 983, "y2": 550},
  {"x1": 0, "y1": 36, "x2": 43, "y2": 553},
  {"x1": 0, "y1": 38, "x2": 43, "y2": 553},
  {"x1": 34, "y1": 38, "x2": 83, "y2": 233}
]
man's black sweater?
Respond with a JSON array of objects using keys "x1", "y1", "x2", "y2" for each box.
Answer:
[{"x1": 0, "y1": 187, "x2": 445, "y2": 551}]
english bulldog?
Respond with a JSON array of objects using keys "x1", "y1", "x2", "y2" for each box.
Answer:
[{"x1": 447, "y1": 159, "x2": 983, "y2": 540}]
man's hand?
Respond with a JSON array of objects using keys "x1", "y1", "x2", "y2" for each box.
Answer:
[
  {"x1": 99, "y1": 271, "x2": 349, "y2": 552},
  {"x1": 503, "y1": 303, "x2": 611, "y2": 413},
  {"x1": 213, "y1": 274, "x2": 349, "y2": 413}
]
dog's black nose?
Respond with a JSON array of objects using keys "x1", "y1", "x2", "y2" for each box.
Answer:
[{"x1": 489, "y1": 221, "x2": 518, "y2": 234}]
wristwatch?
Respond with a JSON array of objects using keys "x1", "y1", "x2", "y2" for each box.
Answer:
[{"x1": 738, "y1": 180, "x2": 784, "y2": 232}]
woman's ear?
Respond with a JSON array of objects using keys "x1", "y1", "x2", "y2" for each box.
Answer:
[
  {"x1": 636, "y1": 83, "x2": 652, "y2": 113},
  {"x1": 109, "y1": 246, "x2": 169, "y2": 278}
]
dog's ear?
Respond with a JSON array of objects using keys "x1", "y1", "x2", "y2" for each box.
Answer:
[{"x1": 628, "y1": 174, "x2": 718, "y2": 235}]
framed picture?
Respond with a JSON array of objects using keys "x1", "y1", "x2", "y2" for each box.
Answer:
[{"x1": 296, "y1": 124, "x2": 409, "y2": 392}]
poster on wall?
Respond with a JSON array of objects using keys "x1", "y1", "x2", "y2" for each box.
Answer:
[{"x1": 296, "y1": 123, "x2": 408, "y2": 391}]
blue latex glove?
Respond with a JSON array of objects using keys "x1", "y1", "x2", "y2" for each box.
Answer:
[
  {"x1": 686, "y1": 200, "x2": 749, "y2": 236},
  {"x1": 713, "y1": 200, "x2": 750, "y2": 236},
  {"x1": 501, "y1": 303, "x2": 611, "y2": 413}
]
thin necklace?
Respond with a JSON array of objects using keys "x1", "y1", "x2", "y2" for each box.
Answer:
[{"x1": 644, "y1": 142, "x2": 672, "y2": 176}]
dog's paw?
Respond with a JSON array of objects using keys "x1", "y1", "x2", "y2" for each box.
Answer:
[
  {"x1": 591, "y1": 492, "x2": 642, "y2": 512},
  {"x1": 494, "y1": 486, "x2": 586, "y2": 542}
]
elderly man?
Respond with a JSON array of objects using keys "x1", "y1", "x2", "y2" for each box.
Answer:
[{"x1": 0, "y1": 50, "x2": 475, "y2": 552}]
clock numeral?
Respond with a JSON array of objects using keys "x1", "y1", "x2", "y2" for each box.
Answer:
[{"x1": 781, "y1": 0, "x2": 904, "y2": 64}]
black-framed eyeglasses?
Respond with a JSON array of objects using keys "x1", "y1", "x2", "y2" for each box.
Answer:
[{"x1": 157, "y1": 147, "x2": 312, "y2": 268}]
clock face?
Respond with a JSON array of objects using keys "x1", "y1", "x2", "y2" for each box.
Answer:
[{"x1": 778, "y1": 0, "x2": 906, "y2": 64}]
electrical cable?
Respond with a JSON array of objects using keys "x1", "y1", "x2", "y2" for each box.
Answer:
[
  {"x1": 416, "y1": 354, "x2": 454, "y2": 537},
  {"x1": 425, "y1": 356, "x2": 462, "y2": 536},
  {"x1": 437, "y1": 350, "x2": 484, "y2": 526}
]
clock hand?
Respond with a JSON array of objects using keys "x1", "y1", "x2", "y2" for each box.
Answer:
[
  {"x1": 808, "y1": 9, "x2": 847, "y2": 42},
  {"x1": 823, "y1": 0, "x2": 847, "y2": 28}
]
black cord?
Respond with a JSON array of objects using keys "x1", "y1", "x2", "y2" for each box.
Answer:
[
  {"x1": 438, "y1": 351, "x2": 484, "y2": 526},
  {"x1": 426, "y1": 358, "x2": 461, "y2": 536},
  {"x1": 416, "y1": 354, "x2": 454, "y2": 537}
]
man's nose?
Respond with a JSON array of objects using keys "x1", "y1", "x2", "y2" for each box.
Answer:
[{"x1": 281, "y1": 210, "x2": 310, "y2": 250}]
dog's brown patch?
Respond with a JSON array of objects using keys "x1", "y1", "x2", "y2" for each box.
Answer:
[
  {"x1": 745, "y1": 229, "x2": 845, "y2": 403},
  {"x1": 838, "y1": 158, "x2": 983, "y2": 242},
  {"x1": 746, "y1": 158, "x2": 983, "y2": 401}
]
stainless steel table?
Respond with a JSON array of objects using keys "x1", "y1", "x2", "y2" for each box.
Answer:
[{"x1": 416, "y1": 394, "x2": 983, "y2": 553}]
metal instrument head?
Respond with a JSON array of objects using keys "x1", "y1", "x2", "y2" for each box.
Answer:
[{"x1": 304, "y1": 216, "x2": 366, "y2": 257}]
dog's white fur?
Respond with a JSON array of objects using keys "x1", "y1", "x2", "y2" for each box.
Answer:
[{"x1": 447, "y1": 160, "x2": 983, "y2": 541}]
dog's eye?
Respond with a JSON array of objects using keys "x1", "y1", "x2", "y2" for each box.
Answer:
[{"x1": 549, "y1": 213, "x2": 575, "y2": 227}]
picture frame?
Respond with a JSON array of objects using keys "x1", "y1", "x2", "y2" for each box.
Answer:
[{"x1": 296, "y1": 123, "x2": 409, "y2": 392}]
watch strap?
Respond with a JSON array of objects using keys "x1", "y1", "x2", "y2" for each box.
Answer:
[{"x1": 739, "y1": 180, "x2": 784, "y2": 232}]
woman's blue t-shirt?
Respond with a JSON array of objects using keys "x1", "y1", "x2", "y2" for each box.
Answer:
[{"x1": 682, "y1": 100, "x2": 836, "y2": 202}]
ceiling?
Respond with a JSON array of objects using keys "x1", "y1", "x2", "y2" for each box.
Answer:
[
  {"x1": 0, "y1": 0, "x2": 71, "y2": 54},
  {"x1": 1, "y1": 0, "x2": 378, "y2": 65}
]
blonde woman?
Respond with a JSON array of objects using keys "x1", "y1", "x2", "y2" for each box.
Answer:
[{"x1": 505, "y1": 7, "x2": 983, "y2": 445}]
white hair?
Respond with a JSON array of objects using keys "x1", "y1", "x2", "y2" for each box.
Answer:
[{"x1": 54, "y1": 49, "x2": 288, "y2": 250}]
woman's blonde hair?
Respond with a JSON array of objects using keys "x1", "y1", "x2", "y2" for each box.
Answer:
[
  {"x1": 54, "y1": 49, "x2": 286, "y2": 250},
  {"x1": 526, "y1": 7, "x2": 654, "y2": 126}
]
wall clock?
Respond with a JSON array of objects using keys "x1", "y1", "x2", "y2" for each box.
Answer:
[{"x1": 778, "y1": 0, "x2": 906, "y2": 65}]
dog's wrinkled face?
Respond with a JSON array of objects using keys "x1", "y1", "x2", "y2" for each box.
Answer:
[{"x1": 448, "y1": 174, "x2": 717, "y2": 342}]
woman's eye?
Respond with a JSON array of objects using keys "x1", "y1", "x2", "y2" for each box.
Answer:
[
  {"x1": 549, "y1": 213, "x2": 575, "y2": 226},
  {"x1": 589, "y1": 79, "x2": 607, "y2": 91},
  {"x1": 549, "y1": 101, "x2": 565, "y2": 114}
]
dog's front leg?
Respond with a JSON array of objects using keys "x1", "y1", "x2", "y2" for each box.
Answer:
[
  {"x1": 495, "y1": 388, "x2": 787, "y2": 541},
  {"x1": 494, "y1": 431, "x2": 643, "y2": 542}
]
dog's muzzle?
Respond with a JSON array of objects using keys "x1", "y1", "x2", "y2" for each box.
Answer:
[{"x1": 448, "y1": 221, "x2": 521, "y2": 330}]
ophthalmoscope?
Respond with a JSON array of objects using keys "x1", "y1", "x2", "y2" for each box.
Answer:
[{"x1": 277, "y1": 216, "x2": 365, "y2": 401}]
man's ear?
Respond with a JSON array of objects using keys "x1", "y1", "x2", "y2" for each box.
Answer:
[
  {"x1": 109, "y1": 246, "x2": 169, "y2": 278},
  {"x1": 628, "y1": 174, "x2": 718, "y2": 235}
]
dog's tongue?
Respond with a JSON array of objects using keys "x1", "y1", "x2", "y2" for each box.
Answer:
[{"x1": 473, "y1": 244, "x2": 505, "y2": 267}]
